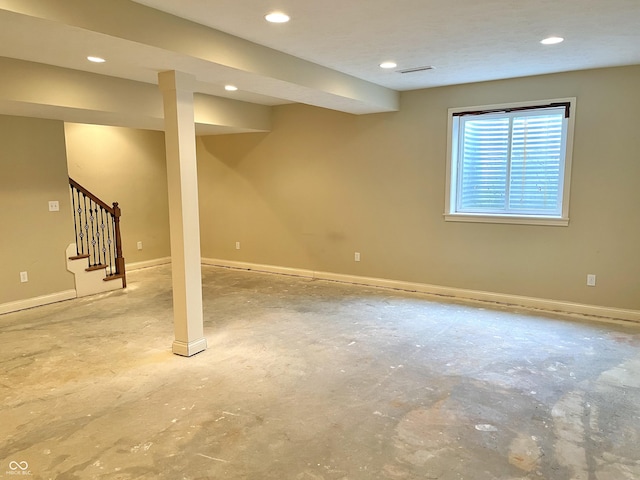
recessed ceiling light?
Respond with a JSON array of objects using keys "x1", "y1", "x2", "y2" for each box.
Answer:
[
  {"x1": 225, "y1": 85, "x2": 238, "y2": 92},
  {"x1": 540, "y1": 36, "x2": 564, "y2": 45},
  {"x1": 380, "y1": 61, "x2": 397, "y2": 69},
  {"x1": 87, "y1": 56, "x2": 106, "y2": 63},
  {"x1": 265, "y1": 12, "x2": 290, "y2": 23}
]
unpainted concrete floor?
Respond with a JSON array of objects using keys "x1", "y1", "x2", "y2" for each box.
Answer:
[{"x1": 1, "y1": 265, "x2": 640, "y2": 480}]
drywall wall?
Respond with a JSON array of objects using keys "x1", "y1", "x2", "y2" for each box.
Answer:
[
  {"x1": 0, "y1": 115, "x2": 75, "y2": 305},
  {"x1": 196, "y1": 66, "x2": 640, "y2": 311},
  {"x1": 64, "y1": 123, "x2": 171, "y2": 267}
]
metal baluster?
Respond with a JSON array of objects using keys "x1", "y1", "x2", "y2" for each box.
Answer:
[
  {"x1": 89, "y1": 199, "x2": 97, "y2": 266},
  {"x1": 100, "y1": 207, "x2": 109, "y2": 275},
  {"x1": 110, "y1": 214, "x2": 118, "y2": 274},
  {"x1": 70, "y1": 185, "x2": 80, "y2": 256},
  {"x1": 83, "y1": 193, "x2": 90, "y2": 258},
  {"x1": 105, "y1": 208, "x2": 112, "y2": 275},
  {"x1": 76, "y1": 189, "x2": 85, "y2": 255},
  {"x1": 111, "y1": 213, "x2": 117, "y2": 276},
  {"x1": 79, "y1": 189, "x2": 86, "y2": 255},
  {"x1": 96, "y1": 205, "x2": 104, "y2": 268},
  {"x1": 97, "y1": 206, "x2": 103, "y2": 269},
  {"x1": 94, "y1": 203, "x2": 100, "y2": 266},
  {"x1": 105, "y1": 212, "x2": 114, "y2": 276}
]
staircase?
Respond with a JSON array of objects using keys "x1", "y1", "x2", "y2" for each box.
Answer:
[{"x1": 66, "y1": 178, "x2": 126, "y2": 296}]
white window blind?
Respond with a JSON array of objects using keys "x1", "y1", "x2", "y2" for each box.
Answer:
[{"x1": 447, "y1": 101, "x2": 573, "y2": 223}]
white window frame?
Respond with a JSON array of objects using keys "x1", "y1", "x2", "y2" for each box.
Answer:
[{"x1": 444, "y1": 98, "x2": 576, "y2": 226}]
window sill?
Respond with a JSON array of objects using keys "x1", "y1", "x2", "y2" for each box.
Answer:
[{"x1": 444, "y1": 213, "x2": 569, "y2": 226}]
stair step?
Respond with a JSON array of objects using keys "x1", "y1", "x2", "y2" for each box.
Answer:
[
  {"x1": 85, "y1": 264, "x2": 107, "y2": 272},
  {"x1": 103, "y1": 274, "x2": 124, "y2": 282},
  {"x1": 69, "y1": 254, "x2": 90, "y2": 260}
]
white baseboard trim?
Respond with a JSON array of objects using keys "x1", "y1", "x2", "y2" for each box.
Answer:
[
  {"x1": 201, "y1": 258, "x2": 640, "y2": 324},
  {"x1": 203, "y1": 258, "x2": 315, "y2": 278},
  {"x1": 0, "y1": 289, "x2": 77, "y2": 315},
  {"x1": 126, "y1": 257, "x2": 172, "y2": 271}
]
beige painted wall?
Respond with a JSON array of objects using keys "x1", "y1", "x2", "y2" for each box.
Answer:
[
  {"x1": 0, "y1": 115, "x2": 75, "y2": 304},
  {"x1": 197, "y1": 66, "x2": 640, "y2": 311},
  {"x1": 64, "y1": 124, "x2": 170, "y2": 265}
]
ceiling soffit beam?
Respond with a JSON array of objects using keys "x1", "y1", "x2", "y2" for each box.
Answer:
[
  {"x1": 0, "y1": 57, "x2": 271, "y2": 134},
  {"x1": 0, "y1": 0, "x2": 399, "y2": 113}
]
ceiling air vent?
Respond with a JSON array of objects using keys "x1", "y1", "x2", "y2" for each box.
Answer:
[{"x1": 397, "y1": 65, "x2": 435, "y2": 74}]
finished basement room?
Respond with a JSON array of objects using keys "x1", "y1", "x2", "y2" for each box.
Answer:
[{"x1": 1, "y1": 1, "x2": 639, "y2": 479}]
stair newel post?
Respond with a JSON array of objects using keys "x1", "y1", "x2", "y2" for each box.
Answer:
[{"x1": 112, "y1": 202, "x2": 127, "y2": 288}]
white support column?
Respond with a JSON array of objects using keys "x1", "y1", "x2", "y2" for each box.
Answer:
[{"x1": 158, "y1": 70, "x2": 207, "y2": 357}]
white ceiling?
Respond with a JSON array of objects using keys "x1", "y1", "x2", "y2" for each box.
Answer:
[
  {"x1": 0, "y1": 0, "x2": 638, "y2": 126},
  {"x1": 133, "y1": 0, "x2": 640, "y2": 91}
]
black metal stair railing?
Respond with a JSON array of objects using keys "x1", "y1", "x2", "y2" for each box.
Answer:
[{"x1": 69, "y1": 178, "x2": 126, "y2": 287}]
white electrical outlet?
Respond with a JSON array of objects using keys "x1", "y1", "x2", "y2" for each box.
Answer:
[
  {"x1": 20, "y1": 271, "x2": 28, "y2": 283},
  {"x1": 587, "y1": 274, "x2": 596, "y2": 287},
  {"x1": 48, "y1": 200, "x2": 59, "y2": 212},
  {"x1": 235, "y1": 242, "x2": 240, "y2": 250},
  {"x1": 354, "y1": 252, "x2": 361, "y2": 262},
  {"x1": 137, "y1": 241, "x2": 143, "y2": 250}
]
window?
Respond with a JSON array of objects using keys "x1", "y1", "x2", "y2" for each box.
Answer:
[{"x1": 445, "y1": 98, "x2": 576, "y2": 226}]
